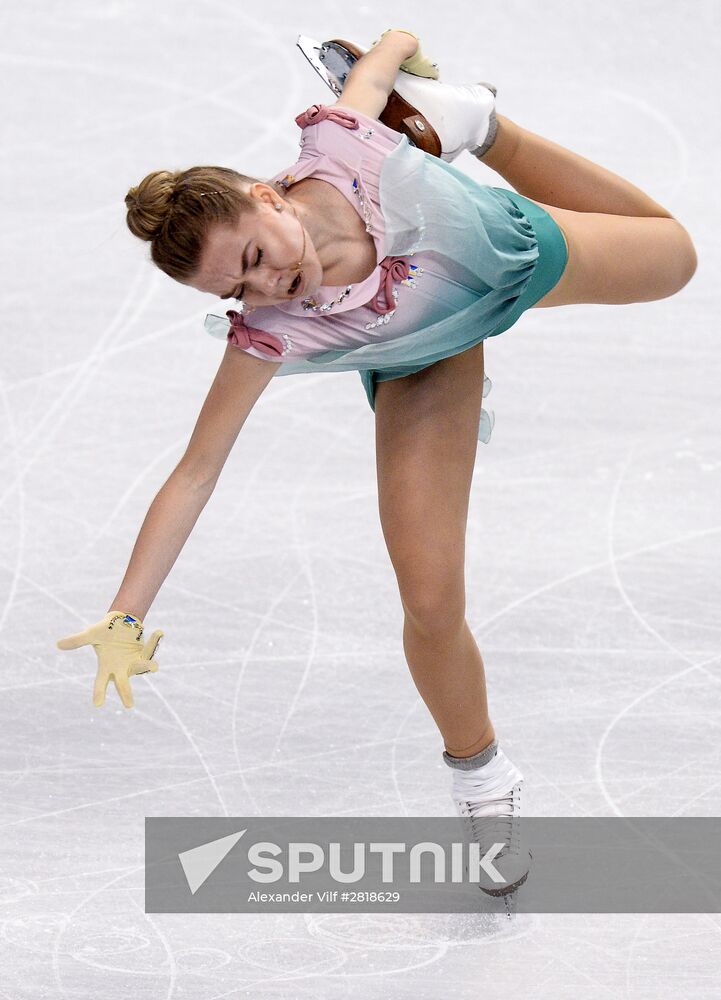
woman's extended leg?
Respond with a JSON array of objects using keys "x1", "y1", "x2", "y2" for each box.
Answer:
[
  {"x1": 482, "y1": 114, "x2": 676, "y2": 218},
  {"x1": 478, "y1": 115, "x2": 697, "y2": 306},
  {"x1": 374, "y1": 341, "x2": 496, "y2": 759}
]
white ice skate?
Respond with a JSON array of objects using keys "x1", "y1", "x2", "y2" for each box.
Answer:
[
  {"x1": 296, "y1": 34, "x2": 497, "y2": 162},
  {"x1": 452, "y1": 775, "x2": 531, "y2": 897}
]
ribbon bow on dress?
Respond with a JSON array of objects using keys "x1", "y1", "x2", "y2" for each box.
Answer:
[
  {"x1": 369, "y1": 257, "x2": 411, "y2": 314},
  {"x1": 294, "y1": 104, "x2": 360, "y2": 130},
  {"x1": 225, "y1": 309, "x2": 285, "y2": 357}
]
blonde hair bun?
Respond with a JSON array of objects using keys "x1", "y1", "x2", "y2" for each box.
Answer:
[{"x1": 125, "y1": 170, "x2": 179, "y2": 242}]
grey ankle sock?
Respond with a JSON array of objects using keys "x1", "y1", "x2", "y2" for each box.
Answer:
[
  {"x1": 442, "y1": 738, "x2": 498, "y2": 771},
  {"x1": 473, "y1": 109, "x2": 498, "y2": 159}
]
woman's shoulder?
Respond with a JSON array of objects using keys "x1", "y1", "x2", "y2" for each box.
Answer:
[
  {"x1": 292, "y1": 102, "x2": 403, "y2": 160},
  {"x1": 204, "y1": 300, "x2": 343, "y2": 365}
]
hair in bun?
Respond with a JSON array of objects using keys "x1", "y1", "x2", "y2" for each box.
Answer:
[
  {"x1": 124, "y1": 165, "x2": 267, "y2": 282},
  {"x1": 125, "y1": 170, "x2": 178, "y2": 242}
]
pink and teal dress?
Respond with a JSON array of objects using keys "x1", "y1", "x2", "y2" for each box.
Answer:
[{"x1": 204, "y1": 103, "x2": 568, "y2": 443}]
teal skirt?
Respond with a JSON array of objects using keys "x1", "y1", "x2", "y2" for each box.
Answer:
[{"x1": 359, "y1": 188, "x2": 569, "y2": 411}]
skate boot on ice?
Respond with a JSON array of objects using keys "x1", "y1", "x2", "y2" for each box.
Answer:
[{"x1": 445, "y1": 742, "x2": 532, "y2": 897}]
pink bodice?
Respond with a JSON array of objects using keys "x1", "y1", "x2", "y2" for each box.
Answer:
[{"x1": 224, "y1": 104, "x2": 414, "y2": 355}]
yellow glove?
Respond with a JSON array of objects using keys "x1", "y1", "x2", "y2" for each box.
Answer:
[
  {"x1": 56, "y1": 611, "x2": 164, "y2": 709},
  {"x1": 372, "y1": 29, "x2": 440, "y2": 79}
]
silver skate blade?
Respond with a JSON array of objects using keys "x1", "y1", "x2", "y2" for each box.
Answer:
[
  {"x1": 296, "y1": 34, "x2": 359, "y2": 98},
  {"x1": 296, "y1": 35, "x2": 342, "y2": 97}
]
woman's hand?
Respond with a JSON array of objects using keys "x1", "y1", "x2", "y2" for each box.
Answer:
[
  {"x1": 56, "y1": 610, "x2": 163, "y2": 708},
  {"x1": 371, "y1": 29, "x2": 440, "y2": 79}
]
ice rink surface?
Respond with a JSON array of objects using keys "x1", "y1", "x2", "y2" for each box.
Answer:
[{"x1": 1, "y1": 0, "x2": 720, "y2": 996}]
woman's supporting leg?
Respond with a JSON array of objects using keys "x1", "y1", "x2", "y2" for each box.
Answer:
[
  {"x1": 479, "y1": 115, "x2": 697, "y2": 306},
  {"x1": 374, "y1": 340, "x2": 496, "y2": 759}
]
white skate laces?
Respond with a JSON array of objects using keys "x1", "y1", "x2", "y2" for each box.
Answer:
[{"x1": 449, "y1": 747, "x2": 531, "y2": 895}]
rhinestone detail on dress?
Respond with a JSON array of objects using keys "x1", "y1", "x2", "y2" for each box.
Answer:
[
  {"x1": 405, "y1": 200, "x2": 428, "y2": 257},
  {"x1": 352, "y1": 177, "x2": 374, "y2": 234},
  {"x1": 364, "y1": 264, "x2": 424, "y2": 331},
  {"x1": 301, "y1": 285, "x2": 354, "y2": 313}
]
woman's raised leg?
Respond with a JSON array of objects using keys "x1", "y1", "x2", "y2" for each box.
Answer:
[
  {"x1": 478, "y1": 115, "x2": 698, "y2": 306},
  {"x1": 482, "y1": 114, "x2": 676, "y2": 219}
]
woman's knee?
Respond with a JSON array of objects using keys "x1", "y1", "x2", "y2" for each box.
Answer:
[
  {"x1": 631, "y1": 218, "x2": 698, "y2": 302},
  {"x1": 532, "y1": 206, "x2": 698, "y2": 305},
  {"x1": 398, "y1": 571, "x2": 467, "y2": 636},
  {"x1": 671, "y1": 221, "x2": 698, "y2": 291}
]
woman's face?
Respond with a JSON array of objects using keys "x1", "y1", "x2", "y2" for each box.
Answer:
[{"x1": 190, "y1": 183, "x2": 322, "y2": 309}]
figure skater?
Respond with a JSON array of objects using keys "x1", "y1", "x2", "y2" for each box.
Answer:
[{"x1": 57, "y1": 28, "x2": 697, "y2": 894}]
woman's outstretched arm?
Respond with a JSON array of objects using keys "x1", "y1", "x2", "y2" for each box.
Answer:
[
  {"x1": 105, "y1": 468, "x2": 219, "y2": 621},
  {"x1": 106, "y1": 344, "x2": 278, "y2": 618}
]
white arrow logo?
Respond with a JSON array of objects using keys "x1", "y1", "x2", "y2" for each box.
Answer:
[{"x1": 178, "y1": 829, "x2": 246, "y2": 894}]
